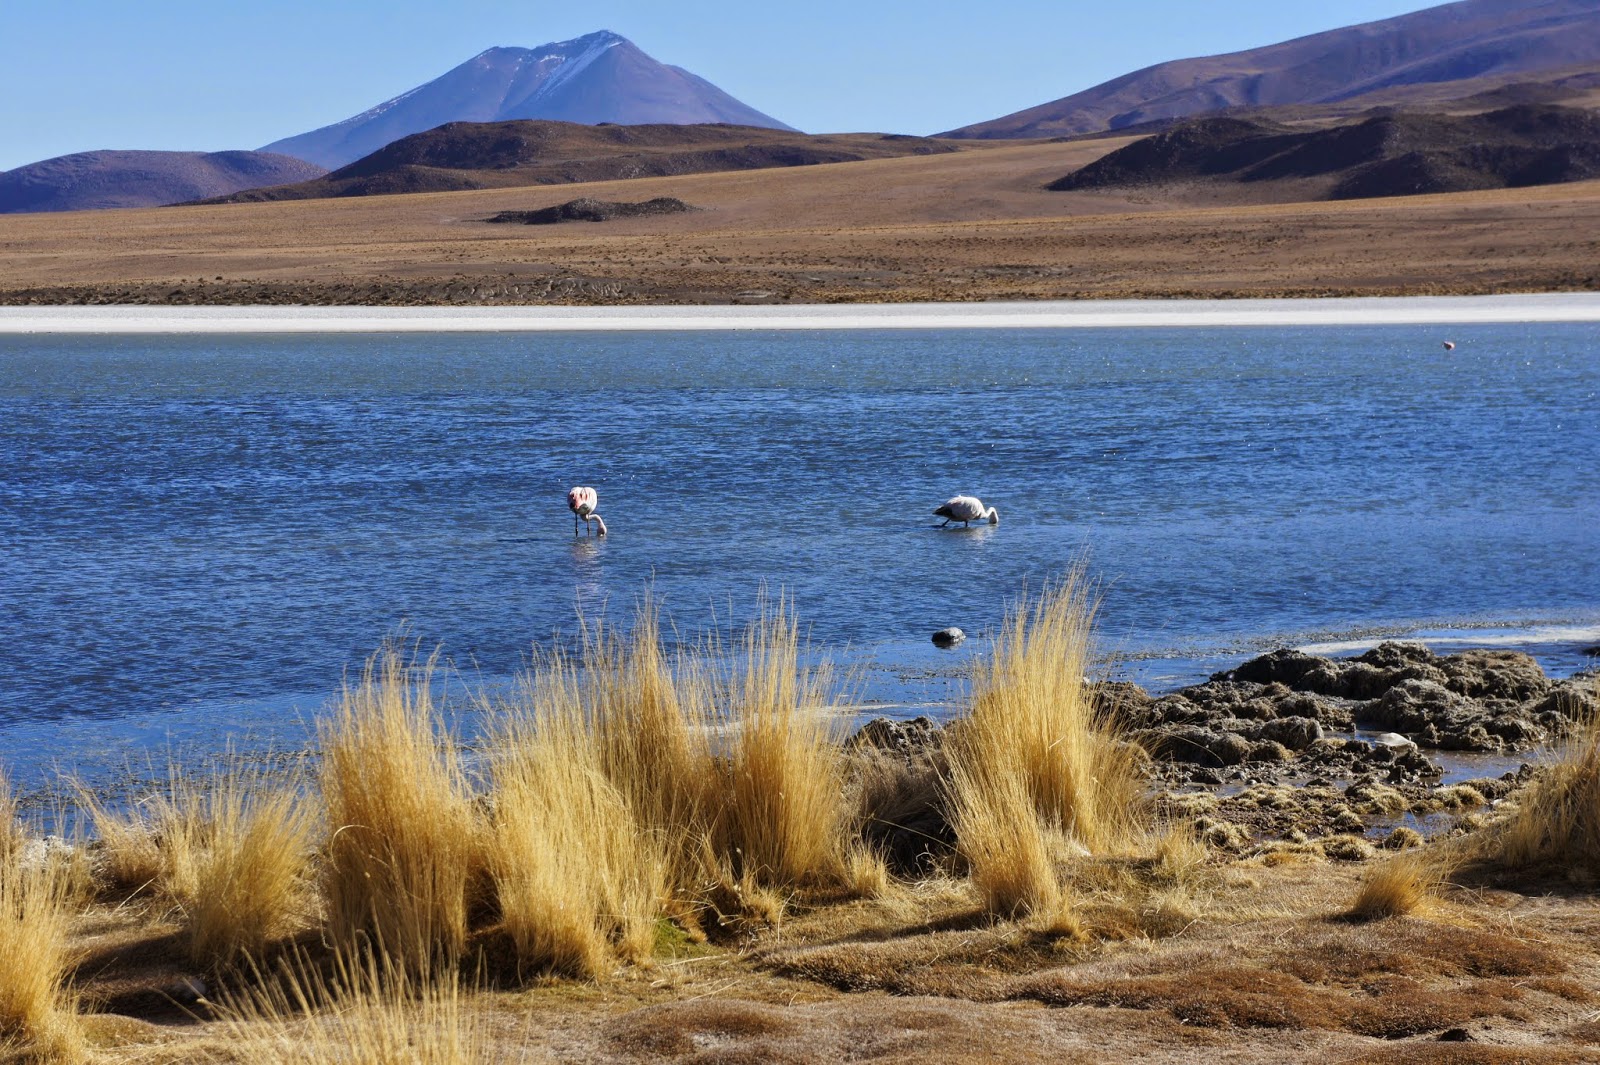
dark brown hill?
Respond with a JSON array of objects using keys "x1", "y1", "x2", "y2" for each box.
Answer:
[
  {"x1": 1049, "y1": 103, "x2": 1600, "y2": 200},
  {"x1": 947, "y1": 0, "x2": 1600, "y2": 139},
  {"x1": 0, "y1": 150, "x2": 325, "y2": 214},
  {"x1": 204, "y1": 121, "x2": 959, "y2": 203}
]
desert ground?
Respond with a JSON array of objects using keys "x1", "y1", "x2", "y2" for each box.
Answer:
[
  {"x1": 53, "y1": 859, "x2": 1600, "y2": 1064},
  {"x1": 2, "y1": 137, "x2": 1597, "y2": 305}
]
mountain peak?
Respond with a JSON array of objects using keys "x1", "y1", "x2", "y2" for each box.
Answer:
[{"x1": 263, "y1": 31, "x2": 792, "y2": 169}]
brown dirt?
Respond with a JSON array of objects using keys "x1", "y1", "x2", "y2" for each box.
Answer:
[
  {"x1": 0, "y1": 139, "x2": 1596, "y2": 305},
  {"x1": 62, "y1": 857, "x2": 1600, "y2": 1063}
]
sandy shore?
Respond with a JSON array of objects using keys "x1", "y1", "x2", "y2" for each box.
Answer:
[{"x1": 4, "y1": 293, "x2": 1600, "y2": 333}]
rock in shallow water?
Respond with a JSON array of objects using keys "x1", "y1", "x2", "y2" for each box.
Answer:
[{"x1": 931, "y1": 627, "x2": 965, "y2": 648}]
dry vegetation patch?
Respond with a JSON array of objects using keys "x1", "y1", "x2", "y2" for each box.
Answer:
[
  {"x1": 0, "y1": 856, "x2": 84, "y2": 1063},
  {"x1": 1011, "y1": 915, "x2": 1568, "y2": 1039},
  {"x1": 10, "y1": 596, "x2": 1600, "y2": 1062},
  {"x1": 320, "y1": 648, "x2": 483, "y2": 977}
]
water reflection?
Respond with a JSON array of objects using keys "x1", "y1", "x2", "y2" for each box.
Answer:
[{"x1": 936, "y1": 524, "x2": 1000, "y2": 545}]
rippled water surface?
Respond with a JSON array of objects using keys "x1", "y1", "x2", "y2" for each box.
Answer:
[{"x1": 2, "y1": 325, "x2": 1597, "y2": 788}]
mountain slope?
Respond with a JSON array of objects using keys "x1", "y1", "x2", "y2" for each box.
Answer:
[
  {"x1": 945, "y1": 0, "x2": 1600, "y2": 138},
  {"x1": 1049, "y1": 104, "x2": 1600, "y2": 200},
  {"x1": 207, "y1": 121, "x2": 956, "y2": 203},
  {"x1": 0, "y1": 150, "x2": 326, "y2": 214},
  {"x1": 262, "y1": 31, "x2": 795, "y2": 169}
]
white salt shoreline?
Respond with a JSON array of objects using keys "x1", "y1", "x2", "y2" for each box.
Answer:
[{"x1": 3, "y1": 293, "x2": 1600, "y2": 333}]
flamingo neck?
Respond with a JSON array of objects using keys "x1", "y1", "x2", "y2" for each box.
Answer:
[{"x1": 986, "y1": 507, "x2": 1000, "y2": 524}]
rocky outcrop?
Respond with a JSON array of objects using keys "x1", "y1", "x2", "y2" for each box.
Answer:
[
  {"x1": 484, "y1": 196, "x2": 693, "y2": 225},
  {"x1": 848, "y1": 643, "x2": 1591, "y2": 858},
  {"x1": 1110, "y1": 641, "x2": 1593, "y2": 795}
]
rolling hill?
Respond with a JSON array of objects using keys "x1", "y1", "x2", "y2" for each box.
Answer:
[
  {"x1": 0, "y1": 150, "x2": 326, "y2": 214},
  {"x1": 261, "y1": 31, "x2": 795, "y2": 170},
  {"x1": 205, "y1": 121, "x2": 958, "y2": 203},
  {"x1": 945, "y1": 0, "x2": 1600, "y2": 139},
  {"x1": 1049, "y1": 103, "x2": 1600, "y2": 200}
]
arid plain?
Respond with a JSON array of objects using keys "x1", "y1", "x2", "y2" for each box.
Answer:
[{"x1": 3, "y1": 135, "x2": 1598, "y2": 306}]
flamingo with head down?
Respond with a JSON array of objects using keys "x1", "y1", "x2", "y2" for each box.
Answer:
[
  {"x1": 567, "y1": 486, "x2": 607, "y2": 536},
  {"x1": 934, "y1": 495, "x2": 999, "y2": 528}
]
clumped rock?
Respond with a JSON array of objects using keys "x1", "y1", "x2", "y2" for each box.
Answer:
[
  {"x1": 851, "y1": 716, "x2": 941, "y2": 757},
  {"x1": 1247, "y1": 740, "x2": 1294, "y2": 763},
  {"x1": 1253, "y1": 716, "x2": 1324, "y2": 751},
  {"x1": 1136, "y1": 725, "x2": 1252, "y2": 766},
  {"x1": 1185, "y1": 642, "x2": 1586, "y2": 757},
  {"x1": 1345, "y1": 779, "x2": 1407, "y2": 815},
  {"x1": 930, "y1": 627, "x2": 965, "y2": 649},
  {"x1": 848, "y1": 719, "x2": 950, "y2": 874},
  {"x1": 484, "y1": 196, "x2": 695, "y2": 225},
  {"x1": 1360, "y1": 679, "x2": 1498, "y2": 749}
]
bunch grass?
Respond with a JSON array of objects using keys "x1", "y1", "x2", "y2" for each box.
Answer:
[
  {"x1": 219, "y1": 947, "x2": 491, "y2": 1065},
  {"x1": 320, "y1": 646, "x2": 482, "y2": 977},
  {"x1": 712, "y1": 597, "x2": 851, "y2": 890},
  {"x1": 1348, "y1": 847, "x2": 1448, "y2": 920},
  {"x1": 0, "y1": 846, "x2": 83, "y2": 1064},
  {"x1": 488, "y1": 650, "x2": 665, "y2": 979},
  {"x1": 1475, "y1": 693, "x2": 1600, "y2": 874},
  {"x1": 164, "y1": 767, "x2": 317, "y2": 970},
  {"x1": 945, "y1": 574, "x2": 1147, "y2": 918}
]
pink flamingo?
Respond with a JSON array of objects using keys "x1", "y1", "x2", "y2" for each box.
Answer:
[
  {"x1": 934, "y1": 495, "x2": 999, "y2": 527},
  {"x1": 567, "y1": 486, "x2": 607, "y2": 536}
]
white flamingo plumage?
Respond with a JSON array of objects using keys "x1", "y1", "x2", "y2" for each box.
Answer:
[
  {"x1": 933, "y1": 495, "x2": 999, "y2": 527},
  {"x1": 567, "y1": 486, "x2": 607, "y2": 536}
]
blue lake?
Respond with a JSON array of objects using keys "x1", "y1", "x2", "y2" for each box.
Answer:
[{"x1": 1, "y1": 324, "x2": 1597, "y2": 791}]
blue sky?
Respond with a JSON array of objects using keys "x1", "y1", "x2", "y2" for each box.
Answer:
[{"x1": 0, "y1": 0, "x2": 1435, "y2": 170}]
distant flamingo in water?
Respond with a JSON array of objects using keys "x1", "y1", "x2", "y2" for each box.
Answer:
[
  {"x1": 1443, "y1": 341, "x2": 1456, "y2": 351},
  {"x1": 567, "y1": 486, "x2": 607, "y2": 536},
  {"x1": 934, "y1": 495, "x2": 999, "y2": 528}
]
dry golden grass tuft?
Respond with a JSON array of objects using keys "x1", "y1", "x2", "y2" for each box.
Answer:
[
  {"x1": 164, "y1": 769, "x2": 317, "y2": 970},
  {"x1": 947, "y1": 755, "x2": 1064, "y2": 919},
  {"x1": 78, "y1": 785, "x2": 172, "y2": 899},
  {"x1": 217, "y1": 948, "x2": 496, "y2": 1065},
  {"x1": 847, "y1": 742, "x2": 950, "y2": 876},
  {"x1": 844, "y1": 844, "x2": 892, "y2": 900},
  {"x1": 583, "y1": 605, "x2": 716, "y2": 912},
  {"x1": 0, "y1": 774, "x2": 20, "y2": 866},
  {"x1": 1347, "y1": 847, "x2": 1449, "y2": 921},
  {"x1": 1473, "y1": 693, "x2": 1600, "y2": 876},
  {"x1": 0, "y1": 849, "x2": 84, "y2": 1064},
  {"x1": 489, "y1": 654, "x2": 665, "y2": 979},
  {"x1": 712, "y1": 599, "x2": 852, "y2": 891},
  {"x1": 945, "y1": 574, "x2": 1146, "y2": 918},
  {"x1": 320, "y1": 646, "x2": 483, "y2": 976}
]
